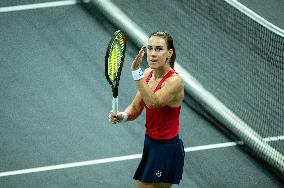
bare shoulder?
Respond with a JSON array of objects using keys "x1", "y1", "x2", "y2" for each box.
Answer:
[
  {"x1": 165, "y1": 73, "x2": 184, "y2": 91},
  {"x1": 163, "y1": 72, "x2": 184, "y2": 106}
]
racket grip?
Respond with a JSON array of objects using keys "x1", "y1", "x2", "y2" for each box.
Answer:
[{"x1": 112, "y1": 97, "x2": 118, "y2": 114}]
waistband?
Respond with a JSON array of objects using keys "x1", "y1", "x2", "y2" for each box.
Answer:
[{"x1": 145, "y1": 134, "x2": 179, "y2": 144}]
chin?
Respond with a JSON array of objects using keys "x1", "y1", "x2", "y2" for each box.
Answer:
[{"x1": 148, "y1": 63, "x2": 159, "y2": 69}]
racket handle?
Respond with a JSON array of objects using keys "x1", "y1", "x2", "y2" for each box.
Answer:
[{"x1": 112, "y1": 97, "x2": 118, "y2": 114}]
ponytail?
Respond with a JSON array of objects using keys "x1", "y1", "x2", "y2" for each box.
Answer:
[{"x1": 170, "y1": 47, "x2": 176, "y2": 69}]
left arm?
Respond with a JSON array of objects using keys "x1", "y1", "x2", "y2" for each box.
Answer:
[{"x1": 135, "y1": 75, "x2": 183, "y2": 109}]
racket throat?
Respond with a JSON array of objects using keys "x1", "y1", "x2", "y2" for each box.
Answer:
[{"x1": 112, "y1": 87, "x2": 118, "y2": 98}]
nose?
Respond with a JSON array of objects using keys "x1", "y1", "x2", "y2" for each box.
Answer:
[{"x1": 148, "y1": 49, "x2": 157, "y2": 56}]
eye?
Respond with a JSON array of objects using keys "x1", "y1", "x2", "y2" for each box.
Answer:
[
  {"x1": 155, "y1": 47, "x2": 162, "y2": 52},
  {"x1": 147, "y1": 46, "x2": 152, "y2": 51}
]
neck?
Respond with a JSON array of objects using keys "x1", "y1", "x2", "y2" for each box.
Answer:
[{"x1": 153, "y1": 66, "x2": 171, "y2": 80}]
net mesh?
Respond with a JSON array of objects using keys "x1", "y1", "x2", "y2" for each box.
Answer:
[{"x1": 110, "y1": 0, "x2": 284, "y2": 176}]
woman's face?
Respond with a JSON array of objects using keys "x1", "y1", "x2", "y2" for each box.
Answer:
[{"x1": 146, "y1": 36, "x2": 172, "y2": 69}]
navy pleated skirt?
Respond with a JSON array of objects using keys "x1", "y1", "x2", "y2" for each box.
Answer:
[{"x1": 133, "y1": 134, "x2": 185, "y2": 184}]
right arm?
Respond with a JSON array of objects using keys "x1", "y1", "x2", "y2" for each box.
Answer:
[
  {"x1": 108, "y1": 49, "x2": 151, "y2": 124},
  {"x1": 124, "y1": 91, "x2": 144, "y2": 121},
  {"x1": 124, "y1": 68, "x2": 153, "y2": 121},
  {"x1": 108, "y1": 91, "x2": 144, "y2": 124}
]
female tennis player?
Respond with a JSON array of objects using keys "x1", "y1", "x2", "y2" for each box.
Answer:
[{"x1": 109, "y1": 31, "x2": 185, "y2": 188}]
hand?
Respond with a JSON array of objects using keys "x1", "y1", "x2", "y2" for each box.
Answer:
[
  {"x1": 131, "y1": 46, "x2": 145, "y2": 71},
  {"x1": 108, "y1": 112, "x2": 123, "y2": 125}
]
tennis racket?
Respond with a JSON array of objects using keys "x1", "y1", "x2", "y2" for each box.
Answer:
[{"x1": 105, "y1": 30, "x2": 127, "y2": 114}]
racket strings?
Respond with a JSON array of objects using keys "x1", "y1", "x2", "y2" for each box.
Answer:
[
  {"x1": 105, "y1": 30, "x2": 126, "y2": 88},
  {"x1": 108, "y1": 37, "x2": 125, "y2": 82}
]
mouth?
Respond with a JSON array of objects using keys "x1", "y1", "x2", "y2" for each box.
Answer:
[{"x1": 150, "y1": 60, "x2": 158, "y2": 64}]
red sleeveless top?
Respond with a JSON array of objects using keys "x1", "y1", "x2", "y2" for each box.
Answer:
[{"x1": 143, "y1": 69, "x2": 181, "y2": 140}]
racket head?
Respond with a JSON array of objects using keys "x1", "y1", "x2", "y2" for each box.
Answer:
[{"x1": 105, "y1": 30, "x2": 126, "y2": 97}]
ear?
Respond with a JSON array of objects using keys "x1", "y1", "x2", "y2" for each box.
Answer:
[{"x1": 168, "y1": 49, "x2": 173, "y2": 58}]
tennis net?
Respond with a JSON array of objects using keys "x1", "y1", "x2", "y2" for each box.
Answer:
[{"x1": 86, "y1": 0, "x2": 284, "y2": 179}]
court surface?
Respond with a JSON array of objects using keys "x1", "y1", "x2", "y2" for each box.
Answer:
[{"x1": 0, "y1": 1, "x2": 283, "y2": 187}]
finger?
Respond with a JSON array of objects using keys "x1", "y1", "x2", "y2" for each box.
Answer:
[
  {"x1": 135, "y1": 47, "x2": 145, "y2": 59},
  {"x1": 109, "y1": 111, "x2": 118, "y2": 118},
  {"x1": 138, "y1": 47, "x2": 145, "y2": 57},
  {"x1": 108, "y1": 116, "x2": 114, "y2": 123},
  {"x1": 109, "y1": 112, "x2": 118, "y2": 124},
  {"x1": 139, "y1": 47, "x2": 144, "y2": 53},
  {"x1": 132, "y1": 48, "x2": 146, "y2": 70},
  {"x1": 134, "y1": 54, "x2": 142, "y2": 62},
  {"x1": 110, "y1": 118, "x2": 117, "y2": 124},
  {"x1": 134, "y1": 52, "x2": 144, "y2": 65},
  {"x1": 112, "y1": 118, "x2": 118, "y2": 125}
]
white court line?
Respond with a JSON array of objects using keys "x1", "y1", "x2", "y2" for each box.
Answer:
[
  {"x1": 0, "y1": 154, "x2": 142, "y2": 177},
  {"x1": 0, "y1": 135, "x2": 283, "y2": 177},
  {"x1": 0, "y1": 0, "x2": 78, "y2": 13},
  {"x1": 184, "y1": 141, "x2": 244, "y2": 152}
]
